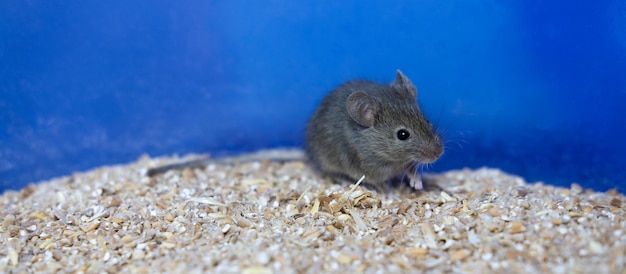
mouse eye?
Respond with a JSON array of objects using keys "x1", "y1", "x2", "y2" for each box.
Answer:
[{"x1": 396, "y1": 129, "x2": 410, "y2": 141}]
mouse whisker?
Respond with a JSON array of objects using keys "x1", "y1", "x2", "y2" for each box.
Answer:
[
  {"x1": 436, "y1": 127, "x2": 448, "y2": 138},
  {"x1": 444, "y1": 138, "x2": 466, "y2": 151},
  {"x1": 434, "y1": 97, "x2": 447, "y2": 130}
]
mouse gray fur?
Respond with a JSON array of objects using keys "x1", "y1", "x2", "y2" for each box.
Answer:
[{"x1": 305, "y1": 70, "x2": 443, "y2": 189}]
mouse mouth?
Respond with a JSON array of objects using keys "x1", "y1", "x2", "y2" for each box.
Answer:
[
  {"x1": 405, "y1": 152, "x2": 441, "y2": 173},
  {"x1": 408, "y1": 155, "x2": 438, "y2": 166},
  {"x1": 415, "y1": 145, "x2": 444, "y2": 164}
]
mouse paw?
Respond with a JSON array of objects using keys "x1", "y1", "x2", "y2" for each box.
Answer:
[{"x1": 408, "y1": 173, "x2": 423, "y2": 190}]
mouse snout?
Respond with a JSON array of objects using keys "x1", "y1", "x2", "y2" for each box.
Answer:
[{"x1": 417, "y1": 139, "x2": 444, "y2": 163}]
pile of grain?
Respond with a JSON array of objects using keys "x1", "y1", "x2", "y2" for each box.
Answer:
[{"x1": 1, "y1": 150, "x2": 624, "y2": 273}]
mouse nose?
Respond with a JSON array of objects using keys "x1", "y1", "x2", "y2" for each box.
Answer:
[
  {"x1": 434, "y1": 140, "x2": 444, "y2": 157},
  {"x1": 432, "y1": 145, "x2": 444, "y2": 160}
]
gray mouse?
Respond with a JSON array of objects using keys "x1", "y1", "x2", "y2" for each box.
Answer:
[
  {"x1": 305, "y1": 70, "x2": 443, "y2": 190},
  {"x1": 147, "y1": 70, "x2": 443, "y2": 190}
]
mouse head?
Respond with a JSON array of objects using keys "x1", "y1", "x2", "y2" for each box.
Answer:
[{"x1": 346, "y1": 70, "x2": 443, "y2": 166}]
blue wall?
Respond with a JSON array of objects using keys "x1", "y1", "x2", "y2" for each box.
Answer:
[{"x1": 1, "y1": 1, "x2": 625, "y2": 193}]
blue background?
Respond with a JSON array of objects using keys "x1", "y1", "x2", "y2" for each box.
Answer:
[{"x1": 1, "y1": 1, "x2": 625, "y2": 193}]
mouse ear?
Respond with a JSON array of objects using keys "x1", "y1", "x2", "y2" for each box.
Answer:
[
  {"x1": 393, "y1": 70, "x2": 418, "y2": 98},
  {"x1": 346, "y1": 91, "x2": 379, "y2": 128}
]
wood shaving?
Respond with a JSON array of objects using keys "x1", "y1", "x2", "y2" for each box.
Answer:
[{"x1": 1, "y1": 151, "x2": 625, "y2": 273}]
